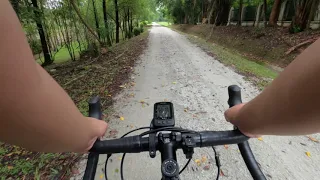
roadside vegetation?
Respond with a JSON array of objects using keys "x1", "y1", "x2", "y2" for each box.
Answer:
[
  {"x1": 157, "y1": 21, "x2": 171, "y2": 27},
  {"x1": 1, "y1": 0, "x2": 155, "y2": 179},
  {"x1": 157, "y1": 0, "x2": 320, "y2": 88}
]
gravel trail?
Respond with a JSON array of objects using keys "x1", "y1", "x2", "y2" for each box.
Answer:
[{"x1": 74, "y1": 24, "x2": 320, "y2": 180}]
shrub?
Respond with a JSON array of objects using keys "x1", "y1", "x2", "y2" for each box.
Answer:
[
  {"x1": 28, "y1": 39, "x2": 42, "y2": 55},
  {"x1": 133, "y1": 27, "x2": 141, "y2": 36},
  {"x1": 139, "y1": 26, "x2": 144, "y2": 33}
]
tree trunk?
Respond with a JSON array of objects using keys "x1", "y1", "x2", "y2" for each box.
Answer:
[
  {"x1": 102, "y1": 0, "x2": 112, "y2": 46},
  {"x1": 290, "y1": 0, "x2": 313, "y2": 32},
  {"x1": 215, "y1": 0, "x2": 232, "y2": 26},
  {"x1": 70, "y1": 0, "x2": 102, "y2": 45},
  {"x1": 31, "y1": 0, "x2": 52, "y2": 66},
  {"x1": 269, "y1": 0, "x2": 281, "y2": 26},
  {"x1": 238, "y1": 0, "x2": 243, "y2": 26},
  {"x1": 10, "y1": 0, "x2": 20, "y2": 19},
  {"x1": 127, "y1": 8, "x2": 130, "y2": 38},
  {"x1": 92, "y1": 0, "x2": 100, "y2": 40},
  {"x1": 208, "y1": 0, "x2": 216, "y2": 24},
  {"x1": 263, "y1": 0, "x2": 267, "y2": 27},
  {"x1": 307, "y1": 0, "x2": 320, "y2": 28},
  {"x1": 130, "y1": 10, "x2": 133, "y2": 34},
  {"x1": 114, "y1": 0, "x2": 120, "y2": 43}
]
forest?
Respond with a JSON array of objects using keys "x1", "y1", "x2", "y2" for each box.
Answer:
[
  {"x1": 10, "y1": 0, "x2": 320, "y2": 66},
  {"x1": 158, "y1": 0, "x2": 319, "y2": 32},
  {"x1": 10, "y1": 0, "x2": 157, "y2": 66}
]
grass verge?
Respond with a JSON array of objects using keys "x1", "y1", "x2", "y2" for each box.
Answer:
[
  {"x1": 157, "y1": 22, "x2": 171, "y2": 27},
  {"x1": 171, "y1": 27, "x2": 278, "y2": 90},
  {"x1": 0, "y1": 30, "x2": 150, "y2": 179}
]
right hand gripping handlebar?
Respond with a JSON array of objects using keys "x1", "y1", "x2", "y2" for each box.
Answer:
[{"x1": 83, "y1": 85, "x2": 267, "y2": 180}]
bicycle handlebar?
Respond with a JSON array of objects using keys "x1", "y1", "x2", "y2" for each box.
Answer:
[
  {"x1": 89, "y1": 130, "x2": 248, "y2": 154},
  {"x1": 83, "y1": 85, "x2": 267, "y2": 180},
  {"x1": 228, "y1": 85, "x2": 266, "y2": 180}
]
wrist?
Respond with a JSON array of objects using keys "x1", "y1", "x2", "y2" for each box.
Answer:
[{"x1": 233, "y1": 104, "x2": 261, "y2": 138}]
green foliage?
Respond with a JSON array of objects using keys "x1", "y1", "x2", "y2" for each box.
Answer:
[
  {"x1": 28, "y1": 39, "x2": 42, "y2": 54},
  {"x1": 133, "y1": 27, "x2": 141, "y2": 36}
]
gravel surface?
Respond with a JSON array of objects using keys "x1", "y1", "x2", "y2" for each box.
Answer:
[{"x1": 73, "y1": 24, "x2": 320, "y2": 180}]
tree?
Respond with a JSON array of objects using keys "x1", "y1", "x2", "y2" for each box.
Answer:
[
  {"x1": 238, "y1": 0, "x2": 243, "y2": 26},
  {"x1": 114, "y1": 0, "x2": 120, "y2": 43},
  {"x1": 70, "y1": 0, "x2": 102, "y2": 44},
  {"x1": 307, "y1": 0, "x2": 320, "y2": 28},
  {"x1": 91, "y1": 0, "x2": 101, "y2": 40},
  {"x1": 290, "y1": 0, "x2": 313, "y2": 33},
  {"x1": 269, "y1": 0, "x2": 281, "y2": 26},
  {"x1": 31, "y1": 0, "x2": 52, "y2": 66},
  {"x1": 214, "y1": 0, "x2": 232, "y2": 26},
  {"x1": 263, "y1": 0, "x2": 267, "y2": 27},
  {"x1": 102, "y1": 0, "x2": 112, "y2": 46}
]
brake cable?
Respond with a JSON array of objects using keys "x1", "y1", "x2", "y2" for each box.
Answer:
[
  {"x1": 104, "y1": 127, "x2": 150, "y2": 180},
  {"x1": 119, "y1": 128, "x2": 196, "y2": 180},
  {"x1": 212, "y1": 146, "x2": 221, "y2": 180}
]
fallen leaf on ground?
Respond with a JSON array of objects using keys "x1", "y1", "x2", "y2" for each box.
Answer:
[
  {"x1": 307, "y1": 136, "x2": 319, "y2": 143},
  {"x1": 224, "y1": 145, "x2": 229, "y2": 149},
  {"x1": 107, "y1": 94, "x2": 112, "y2": 97},
  {"x1": 115, "y1": 169, "x2": 119, "y2": 173},
  {"x1": 119, "y1": 116, "x2": 125, "y2": 121},
  {"x1": 130, "y1": 93, "x2": 135, "y2": 97},
  {"x1": 220, "y1": 169, "x2": 225, "y2": 176},
  {"x1": 7, "y1": 166, "x2": 13, "y2": 170},
  {"x1": 172, "y1": 82, "x2": 177, "y2": 84},
  {"x1": 72, "y1": 168, "x2": 80, "y2": 175},
  {"x1": 305, "y1": 151, "x2": 311, "y2": 157},
  {"x1": 100, "y1": 174, "x2": 104, "y2": 179},
  {"x1": 201, "y1": 156, "x2": 207, "y2": 163},
  {"x1": 109, "y1": 129, "x2": 118, "y2": 138},
  {"x1": 184, "y1": 109, "x2": 188, "y2": 112},
  {"x1": 257, "y1": 137, "x2": 263, "y2": 141},
  {"x1": 119, "y1": 85, "x2": 126, "y2": 88},
  {"x1": 118, "y1": 157, "x2": 122, "y2": 161},
  {"x1": 195, "y1": 159, "x2": 201, "y2": 166},
  {"x1": 140, "y1": 100, "x2": 145, "y2": 103},
  {"x1": 203, "y1": 165, "x2": 210, "y2": 170}
]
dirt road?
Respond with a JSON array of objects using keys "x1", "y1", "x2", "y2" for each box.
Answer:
[{"x1": 74, "y1": 24, "x2": 320, "y2": 180}]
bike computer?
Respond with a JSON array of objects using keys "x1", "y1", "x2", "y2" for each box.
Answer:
[{"x1": 152, "y1": 102, "x2": 175, "y2": 128}]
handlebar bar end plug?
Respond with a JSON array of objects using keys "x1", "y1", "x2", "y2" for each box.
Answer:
[{"x1": 228, "y1": 85, "x2": 242, "y2": 107}]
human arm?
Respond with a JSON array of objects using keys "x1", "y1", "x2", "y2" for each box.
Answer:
[
  {"x1": 225, "y1": 38, "x2": 320, "y2": 136},
  {"x1": 0, "y1": 0, "x2": 107, "y2": 152}
]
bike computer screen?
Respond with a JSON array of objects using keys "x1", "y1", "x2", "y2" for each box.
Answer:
[{"x1": 153, "y1": 102, "x2": 175, "y2": 128}]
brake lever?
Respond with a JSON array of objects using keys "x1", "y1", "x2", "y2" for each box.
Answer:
[{"x1": 227, "y1": 85, "x2": 266, "y2": 180}]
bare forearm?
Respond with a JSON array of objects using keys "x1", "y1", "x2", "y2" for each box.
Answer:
[
  {"x1": 0, "y1": 65, "x2": 94, "y2": 152},
  {"x1": 235, "y1": 39, "x2": 320, "y2": 135},
  {"x1": 0, "y1": 0, "x2": 104, "y2": 152}
]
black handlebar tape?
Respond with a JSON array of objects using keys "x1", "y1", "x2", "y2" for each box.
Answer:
[
  {"x1": 83, "y1": 152, "x2": 99, "y2": 180},
  {"x1": 227, "y1": 85, "x2": 266, "y2": 180},
  {"x1": 228, "y1": 85, "x2": 242, "y2": 107},
  {"x1": 199, "y1": 130, "x2": 249, "y2": 147},
  {"x1": 90, "y1": 136, "x2": 151, "y2": 154},
  {"x1": 88, "y1": 96, "x2": 102, "y2": 120},
  {"x1": 238, "y1": 141, "x2": 266, "y2": 180},
  {"x1": 84, "y1": 97, "x2": 103, "y2": 180}
]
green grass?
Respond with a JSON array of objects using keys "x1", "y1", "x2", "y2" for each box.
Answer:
[
  {"x1": 184, "y1": 33, "x2": 278, "y2": 89},
  {"x1": 37, "y1": 42, "x2": 86, "y2": 64},
  {"x1": 157, "y1": 22, "x2": 171, "y2": 27}
]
